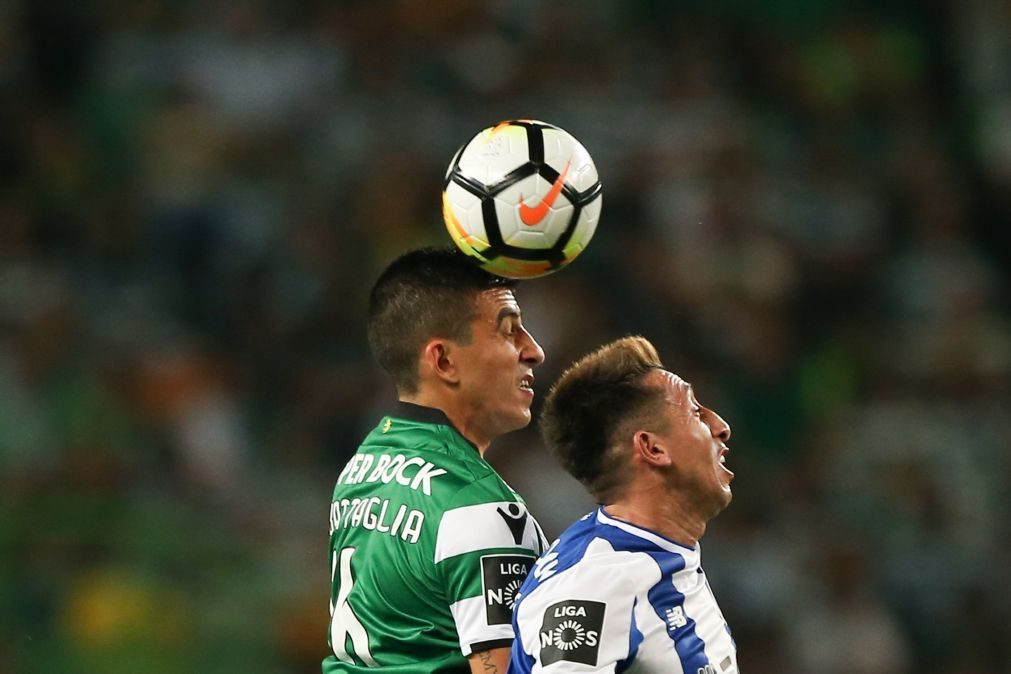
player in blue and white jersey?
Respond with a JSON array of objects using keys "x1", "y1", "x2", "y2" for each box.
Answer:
[{"x1": 510, "y1": 336, "x2": 739, "y2": 673}]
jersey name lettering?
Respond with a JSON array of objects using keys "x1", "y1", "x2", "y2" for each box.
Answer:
[
  {"x1": 330, "y1": 497, "x2": 425, "y2": 544},
  {"x1": 337, "y1": 453, "x2": 447, "y2": 496}
]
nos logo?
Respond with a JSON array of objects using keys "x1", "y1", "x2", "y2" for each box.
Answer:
[
  {"x1": 481, "y1": 555, "x2": 533, "y2": 625},
  {"x1": 538, "y1": 600, "x2": 605, "y2": 666}
]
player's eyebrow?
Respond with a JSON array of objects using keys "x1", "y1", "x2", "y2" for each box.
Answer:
[
  {"x1": 684, "y1": 382, "x2": 699, "y2": 405},
  {"x1": 497, "y1": 307, "x2": 521, "y2": 324}
]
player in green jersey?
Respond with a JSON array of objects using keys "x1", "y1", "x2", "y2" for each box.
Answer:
[{"x1": 323, "y1": 247, "x2": 548, "y2": 674}]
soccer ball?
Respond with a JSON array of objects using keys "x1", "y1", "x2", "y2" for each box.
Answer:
[{"x1": 442, "y1": 120, "x2": 602, "y2": 279}]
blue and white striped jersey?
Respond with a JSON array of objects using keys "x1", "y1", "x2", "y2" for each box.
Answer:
[{"x1": 509, "y1": 507, "x2": 738, "y2": 673}]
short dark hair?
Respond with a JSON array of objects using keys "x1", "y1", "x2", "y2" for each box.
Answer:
[
  {"x1": 540, "y1": 336, "x2": 666, "y2": 502},
  {"x1": 367, "y1": 247, "x2": 517, "y2": 394}
]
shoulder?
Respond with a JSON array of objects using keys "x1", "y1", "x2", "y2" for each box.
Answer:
[
  {"x1": 520, "y1": 512, "x2": 669, "y2": 601},
  {"x1": 348, "y1": 417, "x2": 496, "y2": 497},
  {"x1": 434, "y1": 485, "x2": 542, "y2": 565},
  {"x1": 512, "y1": 528, "x2": 650, "y2": 670},
  {"x1": 567, "y1": 540, "x2": 665, "y2": 584},
  {"x1": 384, "y1": 419, "x2": 522, "y2": 506}
]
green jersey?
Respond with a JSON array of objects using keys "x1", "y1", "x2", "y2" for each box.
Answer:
[{"x1": 323, "y1": 403, "x2": 547, "y2": 674}]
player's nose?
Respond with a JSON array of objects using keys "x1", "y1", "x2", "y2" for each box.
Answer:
[
  {"x1": 520, "y1": 327, "x2": 545, "y2": 366},
  {"x1": 706, "y1": 408, "x2": 731, "y2": 441}
]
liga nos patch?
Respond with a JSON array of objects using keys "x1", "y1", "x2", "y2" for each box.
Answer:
[
  {"x1": 481, "y1": 554, "x2": 533, "y2": 625},
  {"x1": 538, "y1": 599, "x2": 605, "y2": 666}
]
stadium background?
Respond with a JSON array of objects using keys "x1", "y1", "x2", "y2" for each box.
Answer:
[{"x1": 2, "y1": 1, "x2": 1009, "y2": 672}]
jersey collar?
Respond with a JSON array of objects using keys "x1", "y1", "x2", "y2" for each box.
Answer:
[
  {"x1": 597, "y1": 506, "x2": 700, "y2": 555},
  {"x1": 393, "y1": 401, "x2": 455, "y2": 426},
  {"x1": 391, "y1": 401, "x2": 480, "y2": 453}
]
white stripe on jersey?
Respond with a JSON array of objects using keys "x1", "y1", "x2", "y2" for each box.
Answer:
[
  {"x1": 449, "y1": 594, "x2": 515, "y2": 656},
  {"x1": 434, "y1": 501, "x2": 545, "y2": 562}
]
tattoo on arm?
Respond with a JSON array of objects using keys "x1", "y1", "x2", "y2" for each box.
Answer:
[{"x1": 478, "y1": 650, "x2": 500, "y2": 673}]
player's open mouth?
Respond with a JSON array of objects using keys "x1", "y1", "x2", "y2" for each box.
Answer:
[
  {"x1": 718, "y1": 446, "x2": 734, "y2": 477},
  {"x1": 519, "y1": 375, "x2": 534, "y2": 393}
]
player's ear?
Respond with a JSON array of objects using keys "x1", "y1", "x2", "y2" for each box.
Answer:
[
  {"x1": 632, "y1": 430, "x2": 672, "y2": 468},
  {"x1": 421, "y1": 339, "x2": 460, "y2": 384}
]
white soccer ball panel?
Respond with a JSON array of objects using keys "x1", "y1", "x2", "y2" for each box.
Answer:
[
  {"x1": 542, "y1": 128, "x2": 599, "y2": 192},
  {"x1": 506, "y1": 228, "x2": 555, "y2": 250},
  {"x1": 569, "y1": 159, "x2": 600, "y2": 194},
  {"x1": 454, "y1": 124, "x2": 530, "y2": 186},
  {"x1": 563, "y1": 195, "x2": 602, "y2": 259},
  {"x1": 444, "y1": 182, "x2": 491, "y2": 249}
]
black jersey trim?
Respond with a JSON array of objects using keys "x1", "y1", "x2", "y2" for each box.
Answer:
[
  {"x1": 468, "y1": 638, "x2": 513, "y2": 654},
  {"x1": 392, "y1": 401, "x2": 455, "y2": 426},
  {"x1": 391, "y1": 401, "x2": 480, "y2": 453}
]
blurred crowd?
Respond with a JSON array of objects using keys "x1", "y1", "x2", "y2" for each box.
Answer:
[{"x1": 1, "y1": 1, "x2": 1009, "y2": 673}]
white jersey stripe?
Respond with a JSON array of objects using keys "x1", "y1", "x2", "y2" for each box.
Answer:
[
  {"x1": 449, "y1": 594, "x2": 514, "y2": 656},
  {"x1": 435, "y1": 501, "x2": 541, "y2": 563}
]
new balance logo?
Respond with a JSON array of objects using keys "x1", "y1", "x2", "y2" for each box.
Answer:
[{"x1": 665, "y1": 606, "x2": 687, "y2": 629}]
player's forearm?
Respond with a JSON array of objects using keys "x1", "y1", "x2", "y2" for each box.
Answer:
[{"x1": 468, "y1": 646, "x2": 510, "y2": 674}]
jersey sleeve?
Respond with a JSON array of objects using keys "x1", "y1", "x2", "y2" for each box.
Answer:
[
  {"x1": 513, "y1": 543, "x2": 659, "y2": 672},
  {"x1": 433, "y1": 478, "x2": 545, "y2": 656}
]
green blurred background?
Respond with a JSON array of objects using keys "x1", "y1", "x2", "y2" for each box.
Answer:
[{"x1": 1, "y1": 1, "x2": 1009, "y2": 672}]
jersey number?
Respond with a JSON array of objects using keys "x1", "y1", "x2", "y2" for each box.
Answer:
[{"x1": 329, "y1": 547, "x2": 378, "y2": 665}]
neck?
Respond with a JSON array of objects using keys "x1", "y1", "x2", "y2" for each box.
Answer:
[
  {"x1": 604, "y1": 486, "x2": 707, "y2": 547},
  {"x1": 400, "y1": 391, "x2": 491, "y2": 455}
]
